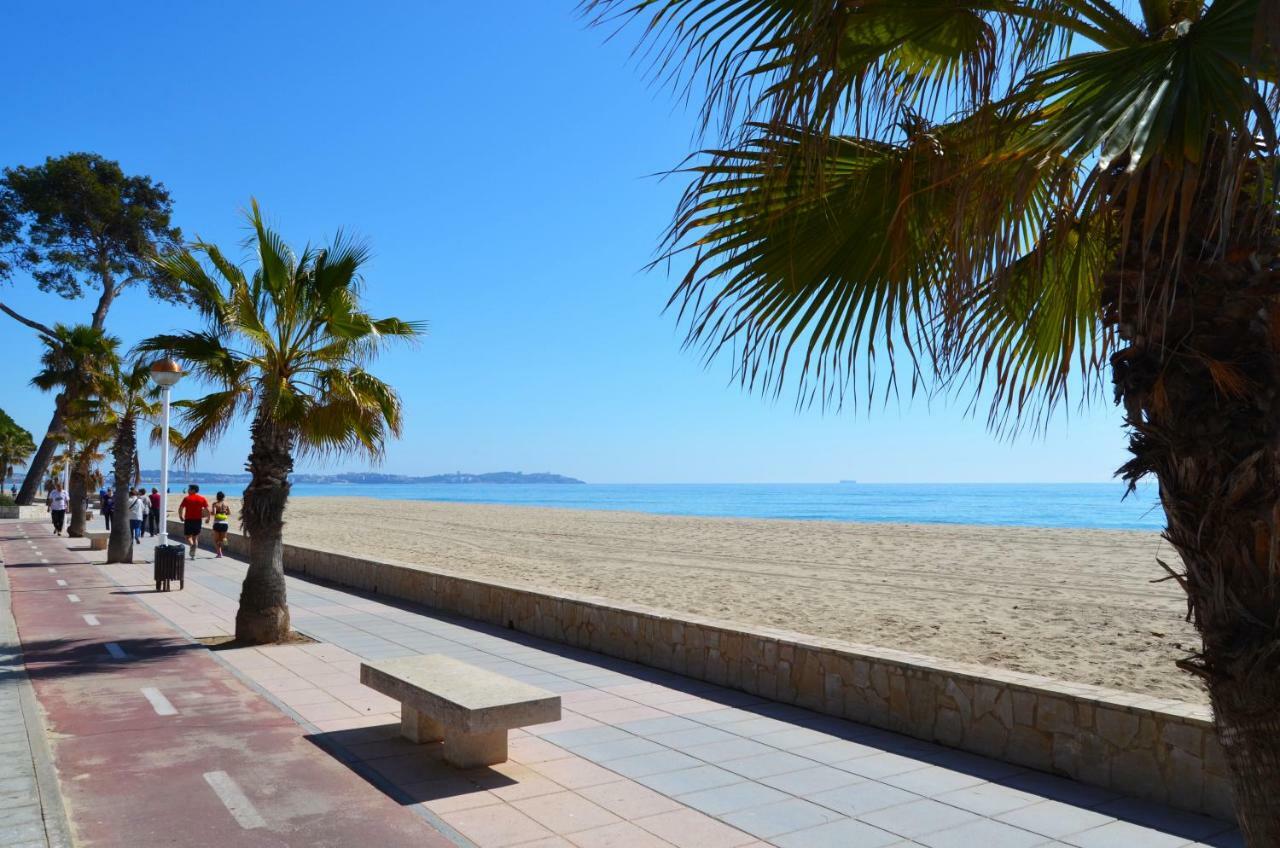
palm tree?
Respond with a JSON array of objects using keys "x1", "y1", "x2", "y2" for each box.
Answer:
[
  {"x1": 586, "y1": 0, "x2": 1277, "y2": 837},
  {"x1": 104, "y1": 362, "x2": 162, "y2": 564},
  {"x1": 56, "y1": 418, "x2": 109, "y2": 538},
  {"x1": 137, "y1": 201, "x2": 424, "y2": 644},
  {"x1": 30, "y1": 324, "x2": 118, "y2": 532},
  {"x1": 0, "y1": 425, "x2": 36, "y2": 498}
]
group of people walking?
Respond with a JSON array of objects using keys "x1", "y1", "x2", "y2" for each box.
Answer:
[{"x1": 45, "y1": 482, "x2": 233, "y2": 558}]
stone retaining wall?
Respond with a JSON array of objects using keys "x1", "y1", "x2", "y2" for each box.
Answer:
[{"x1": 182, "y1": 520, "x2": 1231, "y2": 819}]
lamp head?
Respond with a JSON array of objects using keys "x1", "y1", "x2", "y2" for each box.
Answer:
[{"x1": 149, "y1": 358, "x2": 184, "y2": 388}]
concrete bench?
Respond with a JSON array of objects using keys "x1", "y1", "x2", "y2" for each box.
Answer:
[
  {"x1": 360, "y1": 654, "x2": 561, "y2": 768},
  {"x1": 86, "y1": 531, "x2": 110, "y2": 551}
]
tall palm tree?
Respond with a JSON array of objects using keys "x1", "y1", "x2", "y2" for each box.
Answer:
[
  {"x1": 137, "y1": 201, "x2": 424, "y2": 644},
  {"x1": 104, "y1": 362, "x2": 162, "y2": 564},
  {"x1": 586, "y1": 0, "x2": 1278, "y2": 838},
  {"x1": 30, "y1": 324, "x2": 118, "y2": 531}
]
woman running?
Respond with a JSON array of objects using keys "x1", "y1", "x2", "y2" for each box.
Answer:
[{"x1": 211, "y1": 492, "x2": 231, "y2": 558}]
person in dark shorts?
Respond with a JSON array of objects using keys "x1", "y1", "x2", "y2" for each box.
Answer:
[
  {"x1": 47, "y1": 484, "x2": 68, "y2": 535},
  {"x1": 178, "y1": 484, "x2": 210, "y2": 558}
]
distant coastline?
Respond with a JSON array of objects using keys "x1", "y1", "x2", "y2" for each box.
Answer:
[{"x1": 142, "y1": 470, "x2": 585, "y2": 485}]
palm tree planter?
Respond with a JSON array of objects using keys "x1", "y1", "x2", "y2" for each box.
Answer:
[
  {"x1": 139, "y1": 201, "x2": 424, "y2": 644},
  {"x1": 587, "y1": 0, "x2": 1278, "y2": 838}
]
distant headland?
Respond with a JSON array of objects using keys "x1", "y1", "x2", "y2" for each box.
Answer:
[{"x1": 140, "y1": 470, "x2": 586, "y2": 485}]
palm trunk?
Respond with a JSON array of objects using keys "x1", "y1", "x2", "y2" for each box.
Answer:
[
  {"x1": 234, "y1": 409, "x2": 294, "y2": 644},
  {"x1": 107, "y1": 415, "x2": 135, "y2": 563},
  {"x1": 17, "y1": 400, "x2": 65, "y2": 505},
  {"x1": 1107, "y1": 179, "x2": 1280, "y2": 842},
  {"x1": 67, "y1": 452, "x2": 90, "y2": 538}
]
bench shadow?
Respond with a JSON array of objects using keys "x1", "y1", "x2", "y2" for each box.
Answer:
[{"x1": 305, "y1": 724, "x2": 519, "y2": 808}]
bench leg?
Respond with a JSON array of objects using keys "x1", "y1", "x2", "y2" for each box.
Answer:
[
  {"x1": 401, "y1": 705, "x2": 443, "y2": 744},
  {"x1": 442, "y1": 729, "x2": 507, "y2": 768}
]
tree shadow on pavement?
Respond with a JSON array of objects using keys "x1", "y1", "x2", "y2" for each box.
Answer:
[{"x1": 1, "y1": 636, "x2": 203, "y2": 683}]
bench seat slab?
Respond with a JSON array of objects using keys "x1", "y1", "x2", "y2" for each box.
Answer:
[{"x1": 361, "y1": 654, "x2": 561, "y2": 734}]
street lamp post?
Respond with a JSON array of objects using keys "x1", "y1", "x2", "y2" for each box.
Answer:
[{"x1": 149, "y1": 358, "x2": 184, "y2": 548}]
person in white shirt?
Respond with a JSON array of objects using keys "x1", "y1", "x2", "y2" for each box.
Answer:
[
  {"x1": 127, "y1": 488, "x2": 150, "y2": 543},
  {"x1": 47, "y1": 485, "x2": 68, "y2": 535}
]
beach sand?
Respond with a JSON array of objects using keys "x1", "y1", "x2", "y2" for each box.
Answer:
[{"x1": 266, "y1": 496, "x2": 1203, "y2": 704}]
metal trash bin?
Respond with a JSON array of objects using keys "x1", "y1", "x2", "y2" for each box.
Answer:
[{"x1": 154, "y1": 544, "x2": 185, "y2": 592}]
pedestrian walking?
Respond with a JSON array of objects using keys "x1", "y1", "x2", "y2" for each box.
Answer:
[
  {"x1": 47, "y1": 484, "x2": 67, "y2": 535},
  {"x1": 211, "y1": 492, "x2": 231, "y2": 558},
  {"x1": 102, "y1": 488, "x2": 114, "y2": 531},
  {"x1": 127, "y1": 488, "x2": 149, "y2": 543},
  {"x1": 148, "y1": 487, "x2": 161, "y2": 536},
  {"x1": 179, "y1": 484, "x2": 210, "y2": 558}
]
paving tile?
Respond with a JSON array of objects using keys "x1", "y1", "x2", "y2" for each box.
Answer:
[
  {"x1": 577, "y1": 780, "x2": 683, "y2": 819},
  {"x1": 688, "y1": 709, "x2": 757, "y2": 728},
  {"x1": 684, "y1": 738, "x2": 774, "y2": 764},
  {"x1": 808, "y1": 781, "x2": 920, "y2": 817},
  {"x1": 647, "y1": 726, "x2": 738, "y2": 749},
  {"x1": 753, "y1": 728, "x2": 839, "y2": 750},
  {"x1": 574, "y1": 737, "x2": 665, "y2": 763},
  {"x1": 412, "y1": 780, "x2": 503, "y2": 814},
  {"x1": 792, "y1": 739, "x2": 885, "y2": 764},
  {"x1": 858, "y1": 798, "x2": 984, "y2": 839},
  {"x1": 718, "y1": 750, "x2": 813, "y2": 780},
  {"x1": 835, "y1": 752, "x2": 933, "y2": 780},
  {"x1": 717, "y1": 716, "x2": 794, "y2": 736},
  {"x1": 510, "y1": 736, "x2": 574, "y2": 765},
  {"x1": 634, "y1": 808, "x2": 757, "y2": 848},
  {"x1": 995, "y1": 800, "x2": 1116, "y2": 839},
  {"x1": 512, "y1": 791, "x2": 622, "y2": 834},
  {"x1": 604, "y1": 749, "x2": 702, "y2": 779},
  {"x1": 1062, "y1": 820, "x2": 1197, "y2": 848},
  {"x1": 616, "y1": 716, "x2": 701, "y2": 737},
  {"x1": 678, "y1": 781, "x2": 790, "y2": 816},
  {"x1": 720, "y1": 797, "x2": 844, "y2": 839},
  {"x1": 758, "y1": 764, "x2": 864, "y2": 795},
  {"x1": 881, "y1": 766, "x2": 988, "y2": 796},
  {"x1": 636, "y1": 765, "x2": 745, "y2": 796},
  {"x1": 543, "y1": 726, "x2": 632, "y2": 749},
  {"x1": 565, "y1": 821, "x2": 672, "y2": 848},
  {"x1": 914, "y1": 818, "x2": 1047, "y2": 848},
  {"x1": 531, "y1": 757, "x2": 625, "y2": 789},
  {"x1": 932, "y1": 782, "x2": 1041, "y2": 816},
  {"x1": 439, "y1": 804, "x2": 556, "y2": 847},
  {"x1": 771, "y1": 817, "x2": 904, "y2": 848}
]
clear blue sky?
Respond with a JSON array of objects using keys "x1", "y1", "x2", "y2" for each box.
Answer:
[{"x1": 0, "y1": 2, "x2": 1131, "y2": 484}]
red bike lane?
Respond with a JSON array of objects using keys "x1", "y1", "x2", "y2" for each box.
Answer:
[{"x1": 2, "y1": 521, "x2": 457, "y2": 847}]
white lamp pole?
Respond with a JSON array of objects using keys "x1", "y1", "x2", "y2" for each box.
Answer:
[{"x1": 149, "y1": 358, "x2": 184, "y2": 549}]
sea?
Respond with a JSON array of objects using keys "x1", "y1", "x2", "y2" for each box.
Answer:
[{"x1": 253, "y1": 482, "x2": 1164, "y2": 532}]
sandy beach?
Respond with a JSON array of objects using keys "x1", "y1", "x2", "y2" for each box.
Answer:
[{"x1": 267, "y1": 496, "x2": 1203, "y2": 704}]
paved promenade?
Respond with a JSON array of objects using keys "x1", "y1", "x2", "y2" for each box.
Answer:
[
  {"x1": 0, "y1": 519, "x2": 451, "y2": 848},
  {"x1": 4, "y1": 516, "x2": 1247, "y2": 847}
]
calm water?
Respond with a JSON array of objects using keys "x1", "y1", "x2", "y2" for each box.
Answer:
[{"x1": 258, "y1": 482, "x2": 1164, "y2": 532}]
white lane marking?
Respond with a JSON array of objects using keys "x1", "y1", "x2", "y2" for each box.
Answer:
[
  {"x1": 141, "y1": 687, "x2": 177, "y2": 716},
  {"x1": 56, "y1": 579, "x2": 67, "y2": 587},
  {"x1": 47, "y1": 568, "x2": 56, "y2": 573},
  {"x1": 105, "y1": 643, "x2": 129, "y2": 660},
  {"x1": 82, "y1": 614, "x2": 99, "y2": 626},
  {"x1": 202, "y1": 771, "x2": 266, "y2": 829},
  {"x1": 66, "y1": 594, "x2": 80, "y2": 604}
]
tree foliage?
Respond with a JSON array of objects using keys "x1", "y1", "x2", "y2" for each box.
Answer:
[
  {"x1": 584, "y1": 0, "x2": 1277, "y2": 424},
  {"x1": 0, "y1": 152, "x2": 183, "y2": 325}
]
